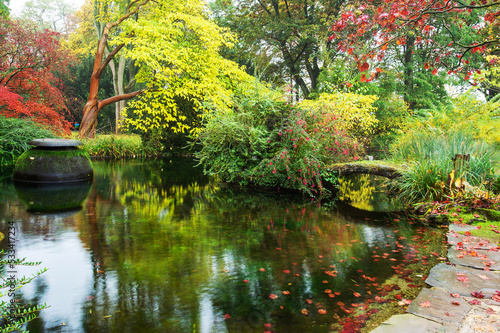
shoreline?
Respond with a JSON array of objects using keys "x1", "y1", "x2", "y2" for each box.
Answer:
[{"x1": 371, "y1": 210, "x2": 500, "y2": 332}]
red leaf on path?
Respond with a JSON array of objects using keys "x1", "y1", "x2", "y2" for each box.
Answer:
[
  {"x1": 419, "y1": 300, "x2": 431, "y2": 308},
  {"x1": 451, "y1": 301, "x2": 461, "y2": 306},
  {"x1": 492, "y1": 294, "x2": 500, "y2": 303},
  {"x1": 469, "y1": 299, "x2": 481, "y2": 305},
  {"x1": 450, "y1": 293, "x2": 460, "y2": 298},
  {"x1": 223, "y1": 314, "x2": 231, "y2": 320},
  {"x1": 471, "y1": 291, "x2": 485, "y2": 299}
]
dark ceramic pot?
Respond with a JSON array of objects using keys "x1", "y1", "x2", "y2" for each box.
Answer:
[{"x1": 13, "y1": 139, "x2": 93, "y2": 183}]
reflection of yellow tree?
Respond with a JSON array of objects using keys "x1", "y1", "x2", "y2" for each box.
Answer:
[{"x1": 338, "y1": 174, "x2": 376, "y2": 211}]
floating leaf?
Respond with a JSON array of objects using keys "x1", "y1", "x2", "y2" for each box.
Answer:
[
  {"x1": 317, "y1": 309, "x2": 327, "y2": 314},
  {"x1": 269, "y1": 294, "x2": 278, "y2": 300}
]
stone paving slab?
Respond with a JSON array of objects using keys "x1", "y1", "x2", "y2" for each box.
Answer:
[
  {"x1": 407, "y1": 287, "x2": 470, "y2": 328},
  {"x1": 448, "y1": 247, "x2": 500, "y2": 271},
  {"x1": 449, "y1": 224, "x2": 478, "y2": 233},
  {"x1": 456, "y1": 303, "x2": 500, "y2": 333},
  {"x1": 425, "y1": 263, "x2": 500, "y2": 298},
  {"x1": 370, "y1": 313, "x2": 451, "y2": 333},
  {"x1": 447, "y1": 232, "x2": 499, "y2": 251}
]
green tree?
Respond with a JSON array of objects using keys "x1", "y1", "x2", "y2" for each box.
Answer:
[
  {"x1": 211, "y1": 0, "x2": 343, "y2": 99},
  {"x1": 0, "y1": 0, "x2": 9, "y2": 18}
]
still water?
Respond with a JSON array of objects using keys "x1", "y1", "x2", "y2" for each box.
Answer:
[{"x1": 0, "y1": 158, "x2": 446, "y2": 332}]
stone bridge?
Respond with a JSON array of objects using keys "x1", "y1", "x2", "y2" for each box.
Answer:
[{"x1": 326, "y1": 161, "x2": 406, "y2": 179}]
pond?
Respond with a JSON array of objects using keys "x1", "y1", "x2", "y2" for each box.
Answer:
[{"x1": 0, "y1": 158, "x2": 447, "y2": 332}]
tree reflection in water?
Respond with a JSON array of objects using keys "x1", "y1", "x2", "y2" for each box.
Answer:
[{"x1": 0, "y1": 158, "x2": 446, "y2": 332}]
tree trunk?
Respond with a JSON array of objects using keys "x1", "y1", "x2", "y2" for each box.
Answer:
[{"x1": 403, "y1": 35, "x2": 416, "y2": 109}]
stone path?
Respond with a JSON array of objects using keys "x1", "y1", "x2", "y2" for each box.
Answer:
[{"x1": 371, "y1": 221, "x2": 500, "y2": 333}]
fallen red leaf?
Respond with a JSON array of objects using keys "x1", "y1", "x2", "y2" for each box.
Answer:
[{"x1": 419, "y1": 300, "x2": 431, "y2": 308}]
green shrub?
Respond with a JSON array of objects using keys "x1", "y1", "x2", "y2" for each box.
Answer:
[
  {"x1": 0, "y1": 116, "x2": 58, "y2": 167},
  {"x1": 195, "y1": 83, "x2": 363, "y2": 197},
  {"x1": 390, "y1": 129, "x2": 498, "y2": 203}
]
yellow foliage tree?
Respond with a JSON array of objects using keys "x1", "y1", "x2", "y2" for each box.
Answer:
[
  {"x1": 77, "y1": 0, "x2": 250, "y2": 139},
  {"x1": 299, "y1": 93, "x2": 378, "y2": 143}
]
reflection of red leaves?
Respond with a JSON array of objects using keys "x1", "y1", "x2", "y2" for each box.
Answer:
[
  {"x1": 259, "y1": 268, "x2": 265, "y2": 272},
  {"x1": 223, "y1": 314, "x2": 231, "y2": 320},
  {"x1": 306, "y1": 299, "x2": 313, "y2": 304},
  {"x1": 283, "y1": 291, "x2": 291, "y2": 295},
  {"x1": 324, "y1": 289, "x2": 332, "y2": 294},
  {"x1": 419, "y1": 300, "x2": 431, "y2": 308},
  {"x1": 283, "y1": 270, "x2": 290, "y2": 274},
  {"x1": 353, "y1": 292, "x2": 361, "y2": 297},
  {"x1": 318, "y1": 309, "x2": 327, "y2": 315},
  {"x1": 301, "y1": 309, "x2": 309, "y2": 315},
  {"x1": 243, "y1": 279, "x2": 249, "y2": 283},
  {"x1": 269, "y1": 294, "x2": 278, "y2": 299},
  {"x1": 471, "y1": 291, "x2": 485, "y2": 299}
]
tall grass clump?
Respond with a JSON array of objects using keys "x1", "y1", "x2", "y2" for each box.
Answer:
[
  {"x1": 390, "y1": 129, "x2": 498, "y2": 203},
  {"x1": 0, "y1": 116, "x2": 58, "y2": 167},
  {"x1": 81, "y1": 134, "x2": 155, "y2": 158}
]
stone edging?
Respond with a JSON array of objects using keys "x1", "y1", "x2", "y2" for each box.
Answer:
[{"x1": 371, "y1": 221, "x2": 500, "y2": 332}]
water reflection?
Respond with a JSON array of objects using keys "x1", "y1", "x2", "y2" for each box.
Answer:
[
  {"x1": 0, "y1": 158, "x2": 445, "y2": 332},
  {"x1": 338, "y1": 174, "x2": 403, "y2": 212}
]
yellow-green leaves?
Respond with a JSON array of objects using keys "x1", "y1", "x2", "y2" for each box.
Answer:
[
  {"x1": 115, "y1": 0, "x2": 249, "y2": 134},
  {"x1": 299, "y1": 93, "x2": 378, "y2": 141}
]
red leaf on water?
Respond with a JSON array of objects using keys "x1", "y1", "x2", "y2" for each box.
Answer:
[
  {"x1": 269, "y1": 294, "x2": 278, "y2": 299},
  {"x1": 353, "y1": 292, "x2": 361, "y2": 297},
  {"x1": 318, "y1": 309, "x2": 327, "y2": 314}
]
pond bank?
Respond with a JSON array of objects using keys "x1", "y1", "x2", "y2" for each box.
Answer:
[{"x1": 371, "y1": 209, "x2": 500, "y2": 332}]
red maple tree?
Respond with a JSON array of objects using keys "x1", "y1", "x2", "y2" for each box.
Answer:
[
  {"x1": 0, "y1": 18, "x2": 72, "y2": 135},
  {"x1": 330, "y1": 0, "x2": 499, "y2": 83}
]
